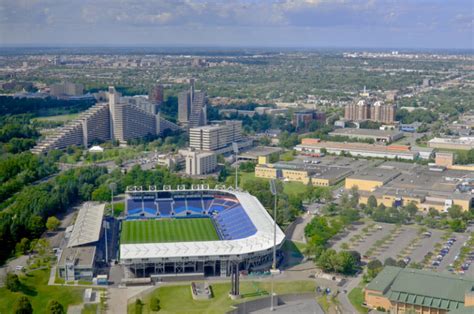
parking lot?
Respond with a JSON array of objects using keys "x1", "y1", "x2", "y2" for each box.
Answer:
[{"x1": 331, "y1": 221, "x2": 474, "y2": 277}]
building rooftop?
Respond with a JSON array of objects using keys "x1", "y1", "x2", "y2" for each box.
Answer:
[
  {"x1": 58, "y1": 246, "x2": 96, "y2": 268},
  {"x1": 329, "y1": 128, "x2": 403, "y2": 138},
  {"x1": 238, "y1": 146, "x2": 283, "y2": 158},
  {"x1": 67, "y1": 202, "x2": 105, "y2": 248},
  {"x1": 347, "y1": 168, "x2": 400, "y2": 183},
  {"x1": 367, "y1": 266, "x2": 474, "y2": 311}
]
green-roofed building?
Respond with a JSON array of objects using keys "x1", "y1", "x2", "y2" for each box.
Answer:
[{"x1": 364, "y1": 266, "x2": 474, "y2": 313}]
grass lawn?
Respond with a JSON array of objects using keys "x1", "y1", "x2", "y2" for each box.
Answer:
[
  {"x1": 34, "y1": 113, "x2": 79, "y2": 122},
  {"x1": 238, "y1": 172, "x2": 306, "y2": 197},
  {"x1": 121, "y1": 218, "x2": 219, "y2": 244},
  {"x1": 128, "y1": 280, "x2": 316, "y2": 314},
  {"x1": 0, "y1": 269, "x2": 84, "y2": 314},
  {"x1": 348, "y1": 284, "x2": 369, "y2": 314}
]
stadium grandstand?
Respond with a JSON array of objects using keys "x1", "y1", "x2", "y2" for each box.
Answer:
[{"x1": 119, "y1": 186, "x2": 285, "y2": 278}]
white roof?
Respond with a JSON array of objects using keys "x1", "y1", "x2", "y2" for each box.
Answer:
[
  {"x1": 68, "y1": 202, "x2": 105, "y2": 247},
  {"x1": 120, "y1": 190, "x2": 286, "y2": 260},
  {"x1": 88, "y1": 145, "x2": 104, "y2": 152}
]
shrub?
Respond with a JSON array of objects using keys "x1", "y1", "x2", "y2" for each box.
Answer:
[
  {"x1": 149, "y1": 297, "x2": 160, "y2": 311},
  {"x1": 6, "y1": 272, "x2": 21, "y2": 292}
]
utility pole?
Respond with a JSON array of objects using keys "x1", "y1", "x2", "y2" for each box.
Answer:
[{"x1": 269, "y1": 179, "x2": 278, "y2": 311}]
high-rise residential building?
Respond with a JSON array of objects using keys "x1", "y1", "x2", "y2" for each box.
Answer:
[
  {"x1": 189, "y1": 120, "x2": 242, "y2": 152},
  {"x1": 148, "y1": 84, "x2": 164, "y2": 104},
  {"x1": 370, "y1": 101, "x2": 396, "y2": 124},
  {"x1": 344, "y1": 100, "x2": 396, "y2": 124},
  {"x1": 179, "y1": 149, "x2": 217, "y2": 175},
  {"x1": 344, "y1": 100, "x2": 370, "y2": 121},
  {"x1": 50, "y1": 82, "x2": 84, "y2": 97},
  {"x1": 178, "y1": 79, "x2": 207, "y2": 129},
  {"x1": 32, "y1": 86, "x2": 179, "y2": 154}
]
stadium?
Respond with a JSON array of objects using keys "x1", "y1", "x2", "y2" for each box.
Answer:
[{"x1": 119, "y1": 185, "x2": 286, "y2": 278}]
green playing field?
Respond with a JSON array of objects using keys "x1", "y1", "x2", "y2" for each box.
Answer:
[{"x1": 120, "y1": 218, "x2": 219, "y2": 244}]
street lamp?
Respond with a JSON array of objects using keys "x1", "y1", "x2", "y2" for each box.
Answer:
[
  {"x1": 269, "y1": 179, "x2": 278, "y2": 311},
  {"x1": 232, "y1": 142, "x2": 239, "y2": 189},
  {"x1": 105, "y1": 182, "x2": 116, "y2": 263}
]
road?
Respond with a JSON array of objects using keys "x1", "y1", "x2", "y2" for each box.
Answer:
[{"x1": 285, "y1": 211, "x2": 313, "y2": 244}]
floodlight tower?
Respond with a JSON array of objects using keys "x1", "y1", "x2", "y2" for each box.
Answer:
[
  {"x1": 269, "y1": 179, "x2": 278, "y2": 311},
  {"x1": 232, "y1": 142, "x2": 239, "y2": 189}
]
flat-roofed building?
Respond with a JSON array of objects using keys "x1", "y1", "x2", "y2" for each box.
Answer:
[
  {"x1": 255, "y1": 162, "x2": 353, "y2": 186},
  {"x1": 428, "y1": 137, "x2": 474, "y2": 151},
  {"x1": 180, "y1": 149, "x2": 217, "y2": 175},
  {"x1": 365, "y1": 266, "x2": 474, "y2": 313},
  {"x1": 329, "y1": 128, "x2": 404, "y2": 143},
  {"x1": 296, "y1": 138, "x2": 418, "y2": 160},
  {"x1": 189, "y1": 121, "x2": 242, "y2": 152},
  {"x1": 345, "y1": 168, "x2": 401, "y2": 191},
  {"x1": 58, "y1": 246, "x2": 96, "y2": 281},
  {"x1": 50, "y1": 82, "x2": 84, "y2": 97},
  {"x1": 356, "y1": 164, "x2": 473, "y2": 212}
]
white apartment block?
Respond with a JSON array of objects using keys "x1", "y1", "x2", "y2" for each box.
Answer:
[
  {"x1": 189, "y1": 120, "x2": 242, "y2": 151},
  {"x1": 179, "y1": 149, "x2": 217, "y2": 175}
]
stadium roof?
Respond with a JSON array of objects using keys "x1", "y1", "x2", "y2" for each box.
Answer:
[
  {"x1": 120, "y1": 190, "x2": 286, "y2": 260},
  {"x1": 68, "y1": 202, "x2": 105, "y2": 248}
]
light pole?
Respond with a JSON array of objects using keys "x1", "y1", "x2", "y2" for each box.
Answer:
[
  {"x1": 105, "y1": 182, "x2": 116, "y2": 264},
  {"x1": 269, "y1": 179, "x2": 278, "y2": 311},
  {"x1": 232, "y1": 142, "x2": 239, "y2": 189}
]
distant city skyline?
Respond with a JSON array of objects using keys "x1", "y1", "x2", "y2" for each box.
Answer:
[{"x1": 0, "y1": 0, "x2": 473, "y2": 49}]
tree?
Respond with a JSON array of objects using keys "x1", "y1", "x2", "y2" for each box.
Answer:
[
  {"x1": 450, "y1": 219, "x2": 466, "y2": 232},
  {"x1": 149, "y1": 297, "x2": 160, "y2": 312},
  {"x1": 46, "y1": 216, "x2": 61, "y2": 231},
  {"x1": 404, "y1": 202, "x2": 418, "y2": 217},
  {"x1": 367, "y1": 195, "x2": 377, "y2": 209},
  {"x1": 348, "y1": 251, "x2": 362, "y2": 266},
  {"x1": 46, "y1": 300, "x2": 65, "y2": 314},
  {"x1": 317, "y1": 249, "x2": 337, "y2": 272},
  {"x1": 396, "y1": 260, "x2": 407, "y2": 268},
  {"x1": 448, "y1": 205, "x2": 463, "y2": 220},
  {"x1": 367, "y1": 259, "x2": 383, "y2": 279},
  {"x1": 384, "y1": 257, "x2": 397, "y2": 267},
  {"x1": 14, "y1": 296, "x2": 33, "y2": 314},
  {"x1": 335, "y1": 251, "x2": 357, "y2": 275},
  {"x1": 6, "y1": 272, "x2": 21, "y2": 292},
  {"x1": 15, "y1": 238, "x2": 30, "y2": 255},
  {"x1": 134, "y1": 298, "x2": 143, "y2": 314},
  {"x1": 92, "y1": 184, "x2": 111, "y2": 202}
]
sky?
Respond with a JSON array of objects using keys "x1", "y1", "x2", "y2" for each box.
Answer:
[{"x1": 0, "y1": 0, "x2": 473, "y2": 49}]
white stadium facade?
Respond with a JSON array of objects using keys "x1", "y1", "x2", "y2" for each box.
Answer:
[{"x1": 119, "y1": 186, "x2": 286, "y2": 278}]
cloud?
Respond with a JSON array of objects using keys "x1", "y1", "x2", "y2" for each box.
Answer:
[{"x1": 0, "y1": 0, "x2": 472, "y2": 48}]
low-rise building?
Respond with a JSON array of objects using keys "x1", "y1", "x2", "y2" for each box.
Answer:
[
  {"x1": 365, "y1": 266, "x2": 474, "y2": 313},
  {"x1": 351, "y1": 164, "x2": 473, "y2": 212},
  {"x1": 255, "y1": 162, "x2": 353, "y2": 187},
  {"x1": 296, "y1": 138, "x2": 418, "y2": 160},
  {"x1": 428, "y1": 137, "x2": 474, "y2": 151},
  {"x1": 329, "y1": 128, "x2": 404, "y2": 143},
  {"x1": 345, "y1": 168, "x2": 401, "y2": 191}
]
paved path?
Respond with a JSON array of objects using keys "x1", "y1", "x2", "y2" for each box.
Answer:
[
  {"x1": 286, "y1": 212, "x2": 313, "y2": 244},
  {"x1": 337, "y1": 275, "x2": 362, "y2": 314}
]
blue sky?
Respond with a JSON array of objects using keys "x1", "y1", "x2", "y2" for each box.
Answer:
[{"x1": 0, "y1": 0, "x2": 472, "y2": 49}]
